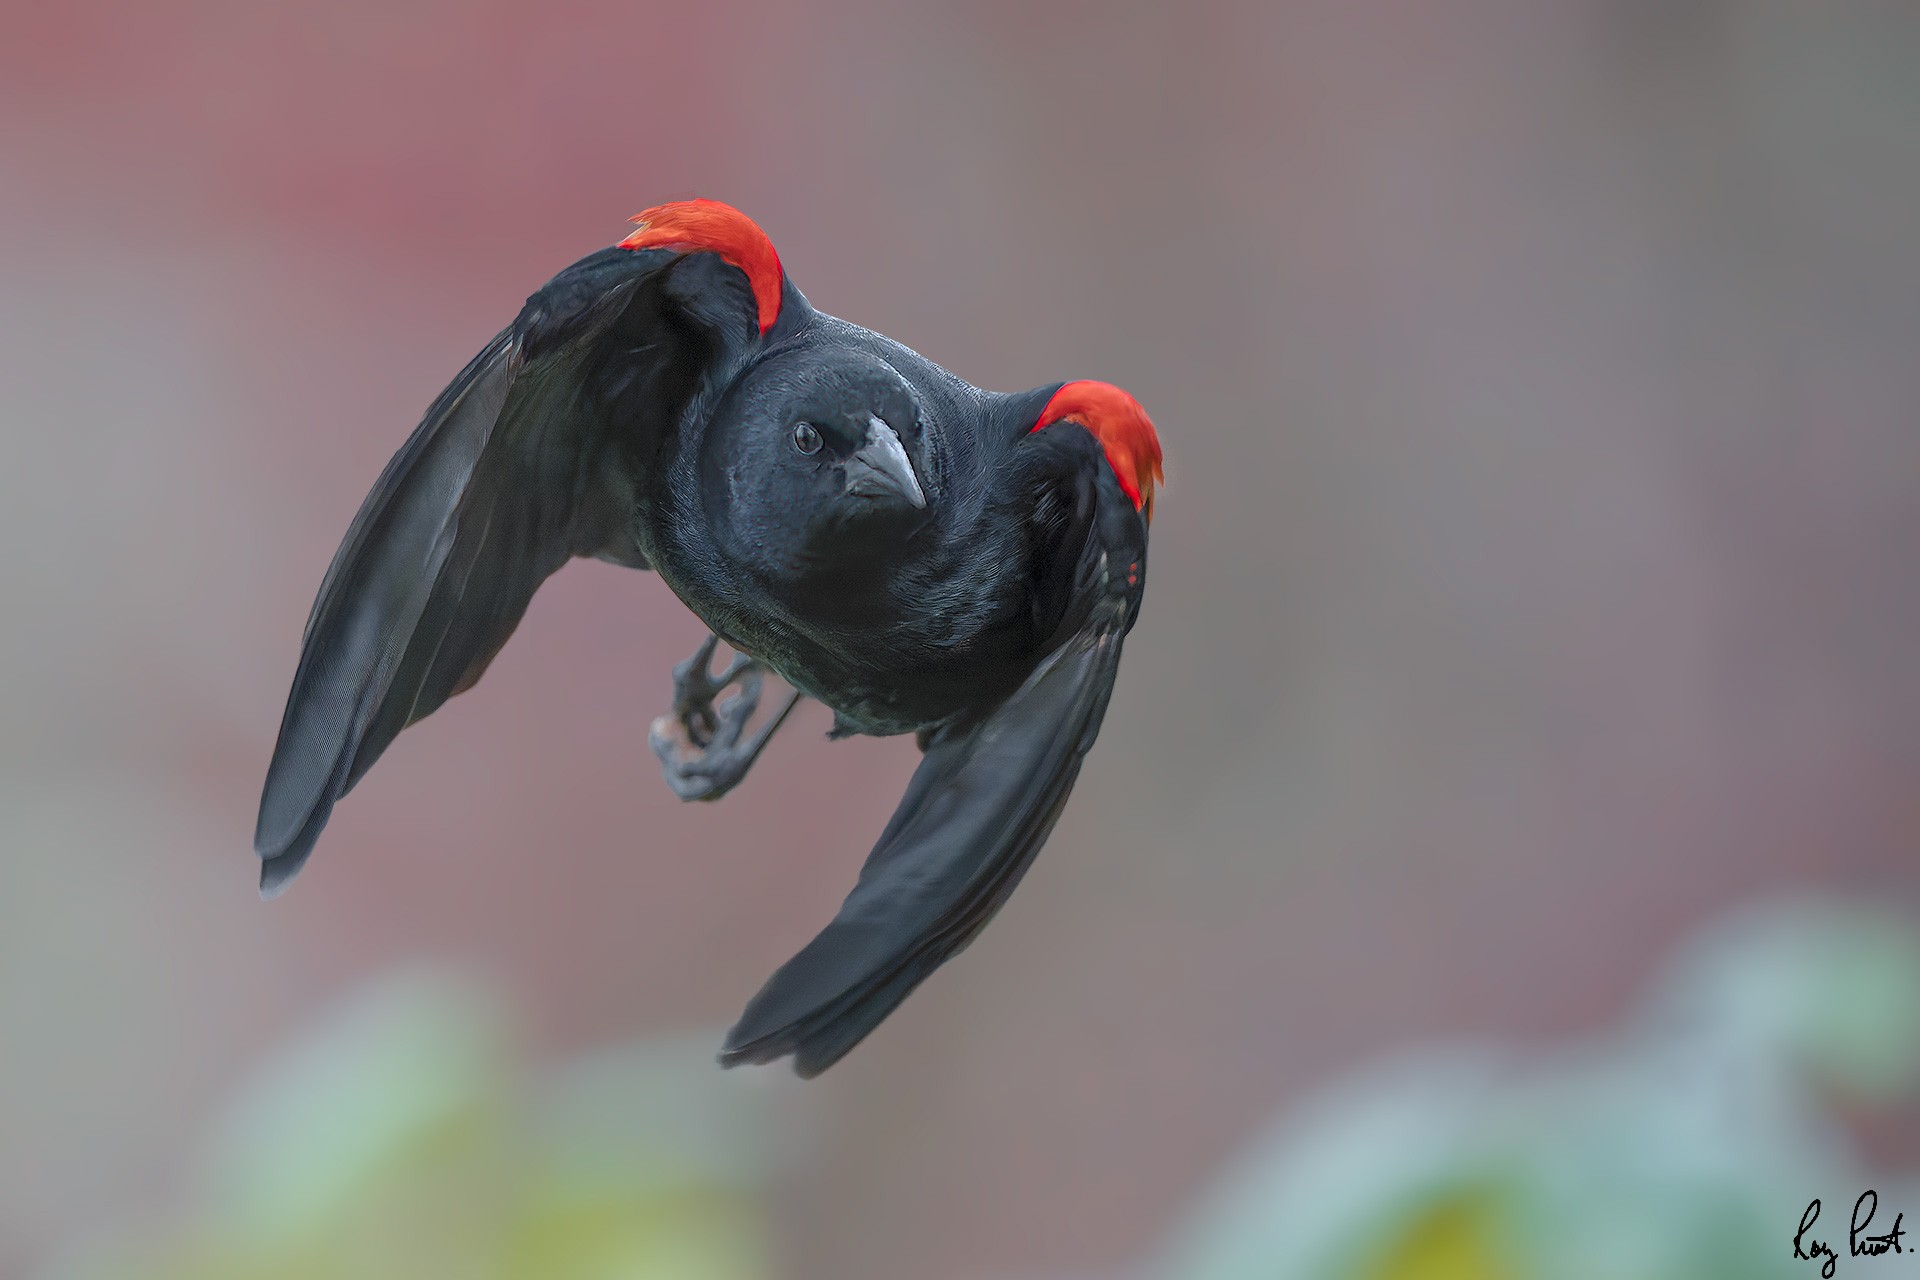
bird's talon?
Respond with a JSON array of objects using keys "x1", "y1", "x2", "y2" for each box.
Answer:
[
  {"x1": 667, "y1": 637, "x2": 767, "y2": 748},
  {"x1": 655, "y1": 638, "x2": 798, "y2": 803}
]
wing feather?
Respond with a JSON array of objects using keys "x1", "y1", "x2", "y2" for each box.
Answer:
[
  {"x1": 721, "y1": 435, "x2": 1148, "y2": 1075},
  {"x1": 255, "y1": 247, "x2": 770, "y2": 895}
]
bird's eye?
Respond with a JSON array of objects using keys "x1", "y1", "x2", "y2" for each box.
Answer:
[{"x1": 792, "y1": 422, "x2": 823, "y2": 455}]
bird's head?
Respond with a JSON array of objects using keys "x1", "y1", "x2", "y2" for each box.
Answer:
[{"x1": 705, "y1": 349, "x2": 932, "y2": 575}]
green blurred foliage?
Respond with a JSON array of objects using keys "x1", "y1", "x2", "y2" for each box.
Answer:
[
  {"x1": 1156, "y1": 899, "x2": 1920, "y2": 1280},
  {"x1": 40, "y1": 971, "x2": 769, "y2": 1280},
  {"x1": 39, "y1": 899, "x2": 1920, "y2": 1280}
]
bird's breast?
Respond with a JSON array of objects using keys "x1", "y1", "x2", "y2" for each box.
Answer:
[{"x1": 638, "y1": 468, "x2": 1035, "y2": 736}]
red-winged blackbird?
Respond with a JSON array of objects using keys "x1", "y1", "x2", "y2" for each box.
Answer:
[{"x1": 255, "y1": 199, "x2": 1162, "y2": 1076}]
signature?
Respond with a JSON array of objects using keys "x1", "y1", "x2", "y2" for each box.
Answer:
[{"x1": 1796, "y1": 1192, "x2": 1907, "y2": 1277}]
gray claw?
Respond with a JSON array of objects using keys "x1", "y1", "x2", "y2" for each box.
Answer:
[
  {"x1": 650, "y1": 689, "x2": 803, "y2": 804},
  {"x1": 670, "y1": 638, "x2": 762, "y2": 748},
  {"x1": 654, "y1": 637, "x2": 802, "y2": 802}
]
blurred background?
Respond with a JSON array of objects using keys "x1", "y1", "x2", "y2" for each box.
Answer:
[{"x1": 3, "y1": 2, "x2": 1918, "y2": 1277}]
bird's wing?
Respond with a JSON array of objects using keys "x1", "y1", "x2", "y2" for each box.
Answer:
[
  {"x1": 255, "y1": 228, "x2": 786, "y2": 897},
  {"x1": 721, "y1": 425, "x2": 1150, "y2": 1076}
]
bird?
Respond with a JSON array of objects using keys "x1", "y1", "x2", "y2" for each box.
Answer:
[{"x1": 254, "y1": 198, "x2": 1162, "y2": 1077}]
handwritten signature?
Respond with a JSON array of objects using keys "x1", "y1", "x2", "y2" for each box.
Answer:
[{"x1": 1796, "y1": 1192, "x2": 1906, "y2": 1276}]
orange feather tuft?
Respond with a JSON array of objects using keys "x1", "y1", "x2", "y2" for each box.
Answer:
[
  {"x1": 619, "y1": 198, "x2": 784, "y2": 334},
  {"x1": 1032, "y1": 381, "x2": 1164, "y2": 522}
]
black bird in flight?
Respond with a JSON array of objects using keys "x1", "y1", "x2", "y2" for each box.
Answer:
[{"x1": 255, "y1": 199, "x2": 1162, "y2": 1076}]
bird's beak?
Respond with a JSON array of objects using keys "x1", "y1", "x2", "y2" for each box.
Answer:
[{"x1": 843, "y1": 416, "x2": 926, "y2": 509}]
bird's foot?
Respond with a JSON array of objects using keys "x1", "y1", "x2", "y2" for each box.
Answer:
[{"x1": 649, "y1": 636, "x2": 801, "y2": 801}]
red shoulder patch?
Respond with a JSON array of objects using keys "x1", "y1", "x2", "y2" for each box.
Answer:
[
  {"x1": 619, "y1": 198, "x2": 784, "y2": 335},
  {"x1": 1033, "y1": 381, "x2": 1164, "y2": 523}
]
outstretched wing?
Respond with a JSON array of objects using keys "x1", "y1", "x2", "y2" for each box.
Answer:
[
  {"x1": 255, "y1": 209, "x2": 793, "y2": 897},
  {"x1": 720, "y1": 424, "x2": 1151, "y2": 1076}
]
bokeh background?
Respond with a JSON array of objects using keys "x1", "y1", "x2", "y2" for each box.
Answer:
[{"x1": 4, "y1": 2, "x2": 1919, "y2": 1277}]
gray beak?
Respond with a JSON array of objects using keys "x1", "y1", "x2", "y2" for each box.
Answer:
[{"x1": 843, "y1": 416, "x2": 926, "y2": 509}]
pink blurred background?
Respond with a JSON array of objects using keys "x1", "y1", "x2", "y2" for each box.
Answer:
[{"x1": 4, "y1": 2, "x2": 1918, "y2": 1276}]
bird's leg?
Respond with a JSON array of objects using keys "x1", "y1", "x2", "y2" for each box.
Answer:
[
  {"x1": 666, "y1": 634, "x2": 750, "y2": 748},
  {"x1": 649, "y1": 634, "x2": 803, "y2": 801}
]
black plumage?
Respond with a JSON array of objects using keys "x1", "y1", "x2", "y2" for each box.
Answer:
[{"x1": 255, "y1": 199, "x2": 1159, "y2": 1076}]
